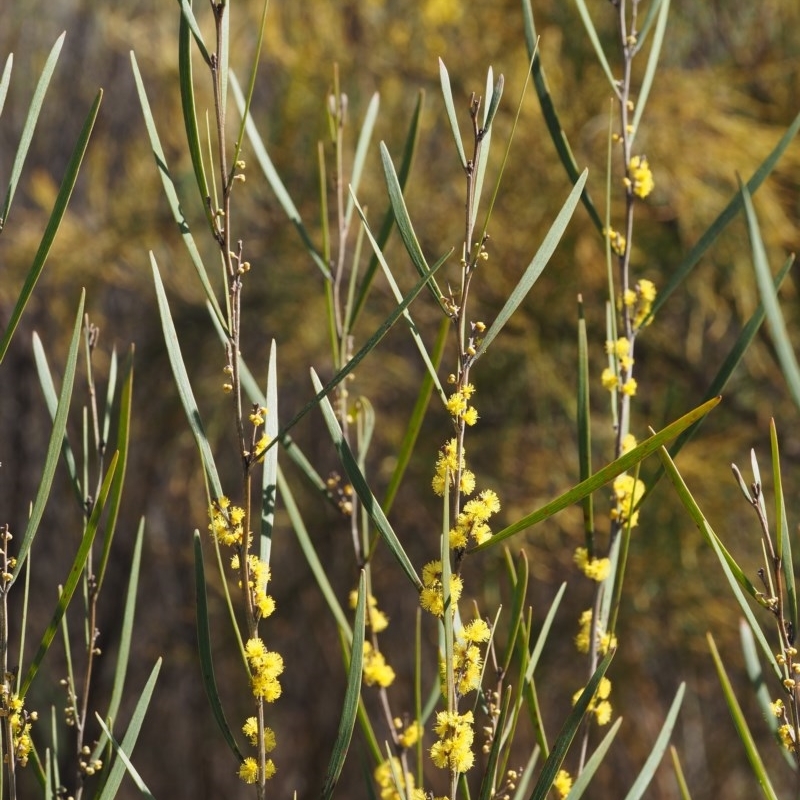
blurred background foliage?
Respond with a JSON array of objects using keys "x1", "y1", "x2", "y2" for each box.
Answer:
[{"x1": 1, "y1": 0, "x2": 800, "y2": 797}]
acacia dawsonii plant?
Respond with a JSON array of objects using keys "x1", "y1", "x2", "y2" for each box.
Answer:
[{"x1": 133, "y1": 0, "x2": 799, "y2": 798}]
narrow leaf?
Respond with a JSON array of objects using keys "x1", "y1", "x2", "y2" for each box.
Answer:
[
  {"x1": 261, "y1": 340, "x2": 279, "y2": 566},
  {"x1": 1, "y1": 33, "x2": 65, "y2": 229},
  {"x1": 179, "y1": 1, "x2": 214, "y2": 231},
  {"x1": 521, "y1": 0, "x2": 603, "y2": 232},
  {"x1": 744, "y1": 183, "x2": 800, "y2": 409},
  {"x1": 351, "y1": 90, "x2": 425, "y2": 327},
  {"x1": 472, "y1": 397, "x2": 720, "y2": 551},
  {"x1": 525, "y1": 583, "x2": 567, "y2": 681},
  {"x1": 345, "y1": 92, "x2": 380, "y2": 228},
  {"x1": 96, "y1": 659, "x2": 162, "y2": 800},
  {"x1": 475, "y1": 170, "x2": 587, "y2": 360},
  {"x1": 770, "y1": 420, "x2": 797, "y2": 641},
  {"x1": 13, "y1": 293, "x2": 85, "y2": 581},
  {"x1": 20, "y1": 453, "x2": 118, "y2": 697},
  {"x1": 707, "y1": 634, "x2": 780, "y2": 800},
  {"x1": 0, "y1": 91, "x2": 101, "y2": 363},
  {"x1": 530, "y1": 650, "x2": 615, "y2": 800},
  {"x1": 379, "y1": 141, "x2": 447, "y2": 310},
  {"x1": 630, "y1": 0, "x2": 670, "y2": 142},
  {"x1": 131, "y1": 52, "x2": 226, "y2": 329},
  {"x1": 439, "y1": 58, "x2": 467, "y2": 168},
  {"x1": 658, "y1": 446, "x2": 781, "y2": 681},
  {"x1": 0, "y1": 54, "x2": 12, "y2": 119},
  {"x1": 321, "y1": 571, "x2": 366, "y2": 800},
  {"x1": 573, "y1": 0, "x2": 617, "y2": 92},
  {"x1": 176, "y1": 0, "x2": 211, "y2": 64},
  {"x1": 193, "y1": 532, "x2": 244, "y2": 760},
  {"x1": 152, "y1": 256, "x2": 223, "y2": 499},
  {"x1": 311, "y1": 369, "x2": 421, "y2": 590},
  {"x1": 622, "y1": 683, "x2": 685, "y2": 800},
  {"x1": 566, "y1": 718, "x2": 623, "y2": 799},
  {"x1": 94, "y1": 717, "x2": 155, "y2": 799}
]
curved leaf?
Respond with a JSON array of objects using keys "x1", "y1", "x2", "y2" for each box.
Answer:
[
  {"x1": 193, "y1": 531, "x2": 243, "y2": 760},
  {"x1": 321, "y1": 571, "x2": 366, "y2": 800},
  {"x1": 0, "y1": 33, "x2": 64, "y2": 230},
  {"x1": 311, "y1": 369, "x2": 421, "y2": 590},
  {"x1": 152, "y1": 255, "x2": 223, "y2": 499},
  {"x1": 439, "y1": 58, "x2": 467, "y2": 168},
  {"x1": 475, "y1": 169, "x2": 587, "y2": 360},
  {"x1": 622, "y1": 683, "x2": 685, "y2": 800},
  {"x1": 472, "y1": 396, "x2": 720, "y2": 551},
  {"x1": 630, "y1": 0, "x2": 671, "y2": 143}
]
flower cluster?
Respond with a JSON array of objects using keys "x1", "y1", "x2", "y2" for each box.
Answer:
[
  {"x1": 395, "y1": 718, "x2": 423, "y2": 748},
  {"x1": 574, "y1": 608, "x2": 617, "y2": 656},
  {"x1": 446, "y1": 383, "x2": 478, "y2": 426},
  {"x1": 442, "y1": 618, "x2": 491, "y2": 696},
  {"x1": 209, "y1": 496, "x2": 246, "y2": 546},
  {"x1": 622, "y1": 278, "x2": 657, "y2": 330},
  {"x1": 430, "y1": 709, "x2": 475, "y2": 773},
  {"x1": 5, "y1": 693, "x2": 35, "y2": 767},
  {"x1": 245, "y1": 637, "x2": 284, "y2": 703},
  {"x1": 611, "y1": 473, "x2": 646, "y2": 528},
  {"x1": 249, "y1": 405, "x2": 270, "y2": 462},
  {"x1": 420, "y1": 560, "x2": 464, "y2": 617},
  {"x1": 231, "y1": 553, "x2": 276, "y2": 620},
  {"x1": 432, "y1": 438, "x2": 475, "y2": 496},
  {"x1": 553, "y1": 769, "x2": 573, "y2": 799},
  {"x1": 603, "y1": 226, "x2": 627, "y2": 256},
  {"x1": 349, "y1": 590, "x2": 389, "y2": 632},
  {"x1": 449, "y1": 489, "x2": 501, "y2": 549},
  {"x1": 238, "y1": 718, "x2": 277, "y2": 784},
  {"x1": 601, "y1": 336, "x2": 637, "y2": 396},
  {"x1": 573, "y1": 547, "x2": 611, "y2": 582},
  {"x1": 374, "y1": 757, "x2": 426, "y2": 800},
  {"x1": 572, "y1": 675, "x2": 613, "y2": 726},
  {"x1": 363, "y1": 641, "x2": 396, "y2": 688},
  {"x1": 625, "y1": 155, "x2": 654, "y2": 199}
]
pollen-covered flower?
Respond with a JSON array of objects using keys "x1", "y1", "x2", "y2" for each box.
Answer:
[
  {"x1": 245, "y1": 637, "x2": 284, "y2": 702},
  {"x1": 572, "y1": 676, "x2": 614, "y2": 726},
  {"x1": 611, "y1": 473, "x2": 645, "y2": 527},
  {"x1": 420, "y1": 560, "x2": 463, "y2": 617},
  {"x1": 573, "y1": 547, "x2": 611, "y2": 582},
  {"x1": 553, "y1": 769, "x2": 573, "y2": 799},
  {"x1": 396, "y1": 719, "x2": 423, "y2": 748},
  {"x1": 627, "y1": 155, "x2": 654, "y2": 199},
  {"x1": 432, "y1": 438, "x2": 476, "y2": 497},
  {"x1": 363, "y1": 642, "x2": 396, "y2": 687},
  {"x1": 6, "y1": 693, "x2": 34, "y2": 767},
  {"x1": 208, "y1": 497, "x2": 246, "y2": 546},
  {"x1": 349, "y1": 591, "x2": 389, "y2": 632},
  {"x1": 239, "y1": 757, "x2": 259, "y2": 784},
  {"x1": 575, "y1": 608, "x2": 617, "y2": 655},
  {"x1": 449, "y1": 489, "x2": 501, "y2": 548},
  {"x1": 603, "y1": 226, "x2": 626, "y2": 256},
  {"x1": 375, "y1": 757, "x2": 422, "y2": 800},
  {"x1": 430, "y1": 710, "x2": 475, "y2": 773},
  {"x1": 601, "y1": 368, "x2": 619, "y2": 392},
  {"x1": 446, "y1": 384, "x2": 478, "y2": 426}
]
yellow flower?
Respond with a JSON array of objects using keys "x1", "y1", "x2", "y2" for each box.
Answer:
[
  {"x1": 430, "y1": 710, "x2": 475, "y2": 773},
  {"x1": 553, "y1": 769, "x2": 573, "y2": 798},
  {"x1": 621, "y1": 378, "x2": 638, "y2": 396},
  {"x1": 603, "y1": 226, "x2": 626, "y2": 256},
  {"x1": 420, "y1": 561, "x2": 463, "y2": 617},
  {"x1": 398, "y1": 721, "x2": 423, "y2": 748},
  {"x1": 239, "y1": 757, "x2": 259, "y2": 784},
  {"x1": 375, "y1": 757, "x2": 417, "y2": 800},
  {"x1": 363, "y1": 642, "x2": 396, "y2": 687},
  {"x1": 627, "y1": 155, "x2": 654, "y2": 198},
  {"x1": 573, "y1": 547, "x2": 611, "y2": 581},
  {"x1": 601, "y1": 368, "x2": 619, "y2": 392}
]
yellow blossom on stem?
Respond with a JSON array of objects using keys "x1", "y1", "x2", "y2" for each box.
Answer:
[
  {"x1": 349, "y1": 591, "x2": 389, "y2": 632},
  {"x1": 430, "y1": 710, "x2": 475, "y2": 773},
  {"x1": 397, "y1": 720, "x2": 423, "y2": 748},
  {"x1": 603, "y1": 226, "x2": 626, "y2": 256},
  {"x1": 573, "y1": 547, "x2": 611, "y2": 582},
  {"x1": 601, "y1": 368, "x2": 619, "y2": 392},
  {"x1": 572, "y1": 676, "x2": 614, "y2": 726},
  {"x1": 239, "y1": 757, "x2": 259, "y2": 784},
  {"x1": 611, "y1": 473, "x2": 645, "y2": 527},
  {"x1": 553, "y1": 770, "x2": 573, "y2": 799},
  {"x1": 627, "y1": 155, "x2": 654, "y2": 198},
  {"x1": 575, "y1": 609, "x2": 617, "y2": 655},
  {"x1": 375, "y1": 757, "x2": 420, "y2": 800},
  {"x1": 363, "y1": 642, "x2": 396, "y2": 687},
  {"x1": 420, "y1": 560, "x2": 463, "y2": 617}
]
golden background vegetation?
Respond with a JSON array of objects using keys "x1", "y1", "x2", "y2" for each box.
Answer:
[{"x1": 1, "y1": 0, "x2": 800, "y2": 797}]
